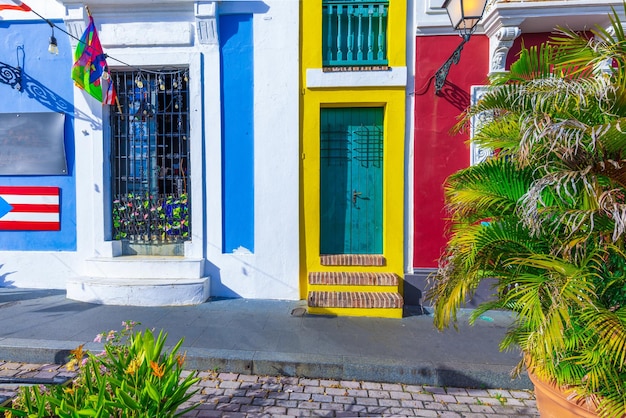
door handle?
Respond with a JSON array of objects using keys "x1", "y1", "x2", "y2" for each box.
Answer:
[{"x1": 352, "y1": 190, "x2": 362, "y2": 206}]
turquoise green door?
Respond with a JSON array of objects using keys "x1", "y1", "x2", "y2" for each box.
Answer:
[{"x1": 320, "y1": 107, "x2": 383, "y2": 254}]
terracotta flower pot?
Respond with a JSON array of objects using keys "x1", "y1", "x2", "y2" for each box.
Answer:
[{"x1": 527, "y1": 370, "x2": 598, "y2": 418}]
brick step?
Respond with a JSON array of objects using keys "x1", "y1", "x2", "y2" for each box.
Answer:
[
  {"x1": 308, "y1": 291, "x2": 403, "y2": 309},
  {"x1": 308, "y1": 272, "x2": 400, "y2": 286},
  {"x1": 320, "y1": 254, "x2": 386, "y2": 266}
]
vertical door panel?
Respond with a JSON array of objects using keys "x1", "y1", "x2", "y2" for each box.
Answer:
[{"x1": 320, "y1": 107, "x2": 383, "y2": 254}]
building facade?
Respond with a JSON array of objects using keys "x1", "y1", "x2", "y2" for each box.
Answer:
[
  {"x1": 411, "y1": 0, "x2": 624, "y2": 301},
  {"x1": 0, "y1": 0, "x2": 301, "y2": 305},
  {"x1": 301, "y1": 0, "x2": 409, "y2": 318}
]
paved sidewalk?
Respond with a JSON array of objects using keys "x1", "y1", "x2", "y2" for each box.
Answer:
[
  {"x1": 0, "y1": 289, "x2": 533, "y2": 391},
  {"x1": 0, "y1": 362, "x2": 539, "y2": 417}
]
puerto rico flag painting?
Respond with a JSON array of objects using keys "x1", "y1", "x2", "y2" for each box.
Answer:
[{"x1": 0, "y1": 186, "x2": 60, "y2": 231}]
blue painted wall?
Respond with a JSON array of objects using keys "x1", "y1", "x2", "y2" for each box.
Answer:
[
  {"x1": 0, "y1": 19, "x2": 76, "y2": 251},
  {"x1": 220, "y1": 14, "x2": 254, "y2": 253}
]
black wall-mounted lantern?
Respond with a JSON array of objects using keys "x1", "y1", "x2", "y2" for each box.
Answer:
[{"x1": 434, "y1": 0, "x2": 488, "y2": 95}]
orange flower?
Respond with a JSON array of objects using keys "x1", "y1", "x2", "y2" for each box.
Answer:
[
  {"x1": 66, "y1": 344, "x2": 85, "y2": 371},
  {"x1": 176, "y1": 352, "x2": 187, "y2": 368},
  {"x1": 150, "y1": 361, "x2": 165, "y2": 378},
  {"x1": 71, "y1": 344, "x2": 85, "y2": 362}
]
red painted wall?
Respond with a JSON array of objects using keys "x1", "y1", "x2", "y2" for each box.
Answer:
[
  {"x1": 412, "y1": 33, "x2": 552, "y2": 269},
  {"x1": 413, "y1": 34, "x2": 489, "y2": 268}
]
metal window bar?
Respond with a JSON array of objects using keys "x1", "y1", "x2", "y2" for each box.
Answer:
[
  {"x1": 323, "y1": 0, "x2": 388, "y2": 67},
  {"x1": 110, "y1": 69, "x2": 191, "y2": 243}
]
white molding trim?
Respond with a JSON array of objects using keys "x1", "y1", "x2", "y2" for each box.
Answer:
[
  {"x1": 470, "y1": 85, "x2": 492, "y2": 166},
  {"x1": 489, "y1": 26, "x2": 521, "y2": 75},
  {"x1": 306, "y1": 67, "x2": 407, "y2": 89},
  {"x1": 482, "y1": 0, "x2": 625, "y2": 37}
]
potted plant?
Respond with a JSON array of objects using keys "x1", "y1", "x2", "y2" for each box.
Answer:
[{"x1": 426, "y1": 6, "x2": 626, "y2": 418}]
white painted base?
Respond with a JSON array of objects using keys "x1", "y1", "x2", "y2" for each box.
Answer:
[{"x1": 67, "y1": 276, "x2": 210, "y2": 306}]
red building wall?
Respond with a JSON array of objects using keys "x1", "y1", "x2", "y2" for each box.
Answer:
[
  {"x1": 413, "y1": 34, "x2": 489, "y2": 269},
  {"x1": 412, "y1": 33, "x2": 550, "y2": 269}
]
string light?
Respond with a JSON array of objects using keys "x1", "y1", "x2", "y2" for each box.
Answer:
[
  {"x1": 48, "y1": 27, "x2": 58, "y2": 55},
  {"x1": 26, "y1": 6, "x2": 190, "y2": 79},
  {"x1": 135, "y1": 72, "x2": 144, "y2": 89}
]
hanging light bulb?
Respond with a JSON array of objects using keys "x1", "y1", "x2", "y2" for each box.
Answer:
[
  {"x1": 158, "y1": 75, "x2": 165, "y2": 91},
  {"x1": 135, "y1": 73, "x2": 144, "y2": 89},
  {"x1": 48, "y1": 27, "x2": 58, "y2": 55}
]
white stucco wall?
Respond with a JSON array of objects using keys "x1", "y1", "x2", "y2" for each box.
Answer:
[{"x1": 0, "y1": 0, "x2": 301, "y2": 300}]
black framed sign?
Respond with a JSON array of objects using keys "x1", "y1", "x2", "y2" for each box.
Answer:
[{"x1": 0, "y1": 112, "x2": 67, "y2": 175}]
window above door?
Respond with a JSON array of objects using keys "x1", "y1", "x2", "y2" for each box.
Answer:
[{"x1": 322, "y1": 0, "x2": 389, "y2": 68}]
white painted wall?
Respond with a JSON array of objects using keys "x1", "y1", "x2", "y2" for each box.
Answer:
[
  {"x1": 1, "y1": 0, "x2": 301, "y2": 300},
  {"x1": 205, "y1": 0, "x2": 301, "y2": 300}
]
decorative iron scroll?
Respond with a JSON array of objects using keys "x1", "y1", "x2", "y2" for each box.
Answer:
[{"x1": 0, "y1": 61, "x2": 21, "y2": 91}]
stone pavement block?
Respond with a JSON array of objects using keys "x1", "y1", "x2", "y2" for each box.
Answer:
[
  {"x1": 311, "y1": 393, "x2": 333, "y2": 402},
  {"x1": 423, "y1": 400, "x2": 449, "y2": 410},
  {"x1": 267, "y1": 391, "x2": 289, "y2": 399},
  {"x1": 368, "y1": 389, "x2": 391, "y2": 398},
  {"x1": 361, "y1": 381, "x2": 382, "y2": 390},
  {"x1": 389, "y1": 390, "x2": 412, "y2": 399},
  {"x1": 378, "y1": 398, "x2": 401, "y2": 407},
  {"x1": 324, "y1": 387, "x2": 347, "y2": 396},
  {"x1": 288, "y1": 392, "x2": 311, "y2": 401},
  {"x1": 217, "y1": 380, "x2": 241, "y2": 389},
  {"x1": 282, "y1": 383, "x2": 304, "y2": 393},
  {"x1": 339, "y1": 380, "x2": 361, "y2": 388},
  {"x1": 304, "y1": 385, "x2": 324, "y2": 394},
  {"x1": 381, "y1": 382, "x2": 403, "y2": 391},
  {"x1": 469, "y1": 403, "x2": 495, "y2": 413},
  {"x1": 410, "y1": 409, "x2": 440, "y2": 417},
  {"x1": 251, "y1": 397, "x2": 274, "y2": 406},
  {"x1": 436, "y1": 411, "x2": 463, "y2": 418},
  {"x1": 275, "y1": 399, "x2": 298, "y2": 408},
  {"x1": 401, "y1": 399, "x2": 424, "y2": 408},
  {"x1": 355, "y1": 396, "x2": 379, "y2": 406},
  {"x1": 445, "y1": 387, "x2": 469, "y2": 396},
  {"x1": 299, "y1": 378, "x2": 319, "y2": 386},
  {"x1": 333, "y1": 395, "x2": 356, "y2": 404},
  {"x1": 320, "y1": 402, "x2": 345, "y2": 411},
  {"x1": 223, "y1": 388, "x2": 246, "y2": 397},
  {"x1": 434, "y1": 393, "x2": 457, "y2": 404},
  {"x1": 297, "y1": 401, "x2": 321, "y2": 409}
]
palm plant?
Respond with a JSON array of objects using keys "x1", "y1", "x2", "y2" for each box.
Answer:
[{"x1": 427, "y1": 5, "x2": 626, "y2": 417}]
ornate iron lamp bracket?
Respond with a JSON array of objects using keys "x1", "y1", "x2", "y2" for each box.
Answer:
[{"x1": 434, "y1": 33, "x2": 471, "y2": 95}]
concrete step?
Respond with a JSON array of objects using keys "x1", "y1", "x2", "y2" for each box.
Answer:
[
  {"x1": 84, "y1": 256, "x2": 204, "y2": 279},
  {"x1": 308, "y1": 272, "x2": 400, "y2": 286},
  {"x1": 66, "y1": 276, "x2": 210, "y2": 306}
]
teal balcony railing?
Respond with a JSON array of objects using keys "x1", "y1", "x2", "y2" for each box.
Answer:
[{"x1": 322, "y1": 0, "x2": 389, "y2": 67}]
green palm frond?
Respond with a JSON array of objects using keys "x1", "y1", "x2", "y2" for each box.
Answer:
[
  {"x1": 490, "y1": 43, "x2": 557, "y2": 84},
  {"x1": 431, "y1": 5, "x2": 626, "y2": 414},
  {"x1": 444, "y1": 158, "x2": 534, "y2": 221}
]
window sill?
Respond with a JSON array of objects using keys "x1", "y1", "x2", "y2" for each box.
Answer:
[{"x1": 306, "y1": 66, "x2": 407, "y2": 89}]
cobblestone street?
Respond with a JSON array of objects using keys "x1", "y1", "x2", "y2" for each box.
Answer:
[{"x1": 0, "y1": 362, "x2": 539, "y2": 417}]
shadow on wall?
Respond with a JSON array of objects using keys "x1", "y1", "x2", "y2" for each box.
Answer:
[
  {"x1": 0, "y1": 60, "x2": 101, "y2": 130},
  {"x1": 0, "y1": 263, "x2": 15, "y2": 287},
  {"x1": 204, "y1": 259, "x2": 242, "y2": 299},
  {"x1": 436, "y1": 81, "x2": 471, "y2": 112}
]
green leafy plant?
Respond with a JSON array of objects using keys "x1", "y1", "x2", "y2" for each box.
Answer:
[
  {"x1": 427, "y1": 5, "x2": 626, "y2": 418},
  {"x1": 0, "y1": 322, "x2": 199, "y2": 417},
  {"x1": 112, "y1": 193, "x2": 189, "y2": 242}
]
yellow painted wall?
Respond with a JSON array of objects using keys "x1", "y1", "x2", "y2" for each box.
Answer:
[{"x1": 300, "y1": 1, "x2": 407, "y2": 299}]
